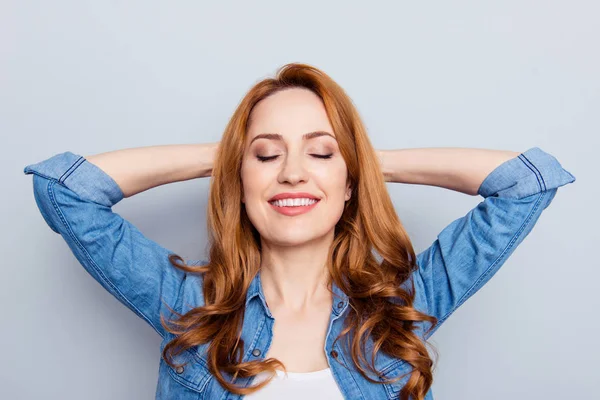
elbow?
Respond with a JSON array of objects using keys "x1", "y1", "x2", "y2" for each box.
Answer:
[{"x1": 31, "y1": 174, "x2": 60, "y2": 233}]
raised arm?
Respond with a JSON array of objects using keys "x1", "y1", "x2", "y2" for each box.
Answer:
[
  {"x1": 385, "y1": 147, "x2": 576, "y2": 339},
  {"x1": 86, "y1": 143, "x2": 218, "y2": 197},
  {"x1": 377, "y1": 147, "x2": 521, "y2": 194},
  {"x1": 24, "y1": 143, "x2": 218, "y2": 338}
]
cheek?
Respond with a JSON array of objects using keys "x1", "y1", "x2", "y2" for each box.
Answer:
[
  {"x1": 240, "y1": 164, "x2": 271, "y2": 210},
  {"x1": 313, "y1": 163, "x2": 348, "y2": 195},
  {"x1": 240, "y1": 163, "x2": 261, "y2": 199}
]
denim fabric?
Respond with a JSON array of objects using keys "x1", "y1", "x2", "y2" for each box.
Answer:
[{"x1": 24, "y1": 147, "x2": 576, "y2": 399}]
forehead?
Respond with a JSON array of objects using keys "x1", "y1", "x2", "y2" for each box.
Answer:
[{"x1": 247, "y1": 88, "x2": 334, "y2": 141}]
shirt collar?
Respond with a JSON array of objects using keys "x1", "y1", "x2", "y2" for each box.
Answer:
[
  {"x1": 245, "y1": 269, "x2": 272, "y2": 318},
  {"x1": 245, "y1": 269, "x2": 350, "y2": 317}
]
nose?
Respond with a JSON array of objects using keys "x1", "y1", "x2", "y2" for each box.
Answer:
[{"x1": 277, "y1": 152, "x2": 308, "y2": 185}]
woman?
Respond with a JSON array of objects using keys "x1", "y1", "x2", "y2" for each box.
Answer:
[{"x1": 24, "y1": 63, "x2": 576, "y2": 400}]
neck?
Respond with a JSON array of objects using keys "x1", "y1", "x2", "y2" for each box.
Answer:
[{"x1": 260, "y1": 234, "x2": 333, "y2": 313}]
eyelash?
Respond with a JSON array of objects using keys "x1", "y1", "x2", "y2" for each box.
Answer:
[{"x1": 257, "y1": 154, "x2": 333, "y2": 162}]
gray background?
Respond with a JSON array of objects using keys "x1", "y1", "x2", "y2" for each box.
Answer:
[{"x1": 2, "y1": 1, "x2": 597, "y2": 399}]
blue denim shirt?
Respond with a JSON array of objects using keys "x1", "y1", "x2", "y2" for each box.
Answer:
[{"x1": 24, "y1": 147, "x2": 575, "y2": 399}]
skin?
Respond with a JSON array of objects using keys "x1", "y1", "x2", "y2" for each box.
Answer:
[
  {"x1": 240, "y1": 87, "x2": 351, "y2": 372},
  {"x1": 85, "y1": 86, "x2": 519, "y2": 374}
]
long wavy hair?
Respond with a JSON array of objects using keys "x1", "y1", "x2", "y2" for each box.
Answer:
[{"x1": 160, "y1": 63, "x2": 439, "y2": 400}]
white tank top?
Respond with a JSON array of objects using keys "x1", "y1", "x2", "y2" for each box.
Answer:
[{"x1": 244, "y1": 367, "x2": 345, "y2": 399}]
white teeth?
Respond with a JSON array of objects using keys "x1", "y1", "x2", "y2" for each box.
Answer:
[{"x1": 270, "y1": 198, "x2": 318, "y2": 207}]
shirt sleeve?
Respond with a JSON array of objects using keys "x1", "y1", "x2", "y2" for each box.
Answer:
[
  {"x1": 24, "y1": 151, "x2": 189, "y2": 338},
  {"x1": 412, "y1": 147, "x2": 576, "y2": 339}
]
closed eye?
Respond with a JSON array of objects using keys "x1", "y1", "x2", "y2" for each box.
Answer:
[
  {"x1": 257, "y1": 155, "x2": 279, "y2": 162},
  {"x1": 256, "y1": 154, "x2": 333, "y2": 162}
]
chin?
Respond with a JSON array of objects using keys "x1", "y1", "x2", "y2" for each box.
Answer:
[{"x1": 264, "y1": 229, "x2": 331, "y2": 248}]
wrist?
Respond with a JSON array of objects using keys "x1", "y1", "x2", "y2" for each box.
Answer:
[
  {"x1": 377, "y1": 150, "x2": 392, "y2": 182},
  {"x1": 197, "y1": 142, "x2": 218, "y2": 178}
]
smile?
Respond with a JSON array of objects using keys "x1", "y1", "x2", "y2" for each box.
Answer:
[{"x1": 268, "y1": 198, "x2": 320, "y2": 216}]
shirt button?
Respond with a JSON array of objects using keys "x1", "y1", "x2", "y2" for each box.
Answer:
[
  {"x1": 330, "y1": 350, "x2": 338, "y2": 358},
  {"x1": 175, "y1": 366, "x2": 184, "y2": 374},
  {"x1": 337, "y1": 301, "x2": 344, "y2": 308},
  {"x1": 252, "y1": 348, "x2": 261, "y2": 357}
]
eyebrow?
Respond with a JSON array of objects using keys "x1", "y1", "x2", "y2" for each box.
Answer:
[{"x1": 249, "y1": 131, "x2": 336, "y2": 145}]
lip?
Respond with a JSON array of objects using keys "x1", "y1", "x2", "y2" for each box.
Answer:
[
  {"x1": 268, "y1": 192, "x2": 320, "y2": 202},
  {"x1": 268, "y1": 198, "x2": 320, "y2": 217}
]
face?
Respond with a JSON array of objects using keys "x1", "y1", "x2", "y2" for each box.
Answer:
[{"x1": 240, "y1": 87, "x2": 351, "y2": 248}]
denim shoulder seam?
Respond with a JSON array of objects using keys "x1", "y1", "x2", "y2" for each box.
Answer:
[
  {"x1": 432, "y1": 190, "x2": 547, "y2": 331},
  {"x1": 46, "y1": 179, "x2": 166, "y2": 339}
]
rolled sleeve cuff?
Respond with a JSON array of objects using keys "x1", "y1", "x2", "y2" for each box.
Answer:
[
  {"x1": 24, "y1": 151, "x2": 124, "y2": 207},
  {"x1": 477, "y1": 147, "x2": 576, "y2": 199}
]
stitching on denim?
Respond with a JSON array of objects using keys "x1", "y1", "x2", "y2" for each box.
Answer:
[
  {"x1": 197, "y1": 368, "x2": 213, "y2": 394},
  {"x1": 435, "y1": 191, "x2": 546, "y2": 329},
  {"x1": 380, "y1": 357, "x2": 408, "y2": 375},
  {"x1": 46, "y1": 179, "x2": 166, "y2": 338},
  {"x1": 382, "y1": 366, "x2": 412, "y2": 398},
  {"x1": 331, "y1": 292, "x2": 348, "y2": 316},
  {"x1": 237, "y1": 315, "x2": 270, "y2": 390},
  {"x1": 167, "y1": 359, "x2": 212, "y2": 393},
  {"x1": 381, "y1": 363, "x2": 412, "y2": 398},
  {"x1": 177, "y1": 276, "x2": 209, "y2": 330},
  {"x1": 158, "y1": 276, "x2": 188, "y2": 340},
  {"x1": 521, "y1": 153, "x2": 546, "y2": 191},
  {"x1": 246, "y1": 314, "x2": 267, "y2": 361},
  {"x1": 58, "y1": 156, "x2": 84, "y2": 183},
  {"x1": 518, "y1": 154, "x2": 543, "y2": 192},
  {"x1": 197, "y1": 371, "x2": 213, "y2": 394},
  {"x1": 173, "y1": 350, "x2": 212, "y2": 392},
  {"x1": 26, "y1": 171, "x2": 54, "y2": 182},
  {"x1": 57, "y1": 159, "x2": 76, "y2": 182},
  {"x1": 256, "y1": 285, "x2": 273, "y2": 319},
  {"x1": 423, "y1": 247, "x2": 444, "y2": 337},
  {"x1": 333, "y1": 344, "x2": 365, "y2": 399},
  {"x1": 164, "y1": 338, "x2": 213, "y2": 391},
  {"x1": 61, "y1": 156, "x2": 85, "y2": 183},
  {"x1": 457, "y1": 192, "x2": 545, "y2": 310},
  {"x1": 519, "y1": 154, "x2": 543, "y2": 190},
  {"x1": 245, "y1": 289, "x2": 259, "y2": 307}
]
